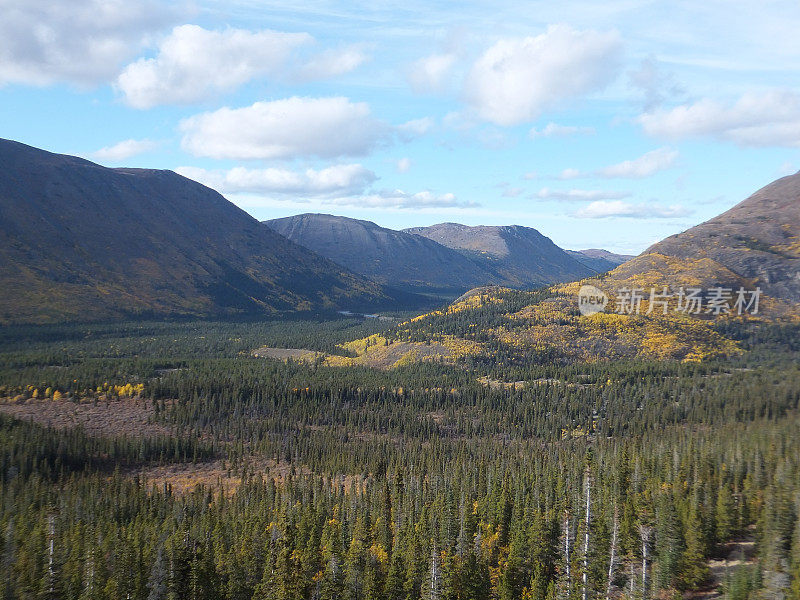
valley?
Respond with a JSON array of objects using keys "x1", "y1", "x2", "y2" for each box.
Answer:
[
  {"x1": 1, "y1": 140, "x2": 800, "y2": 600},
  {"x1": 4, "y1": 1, "x2": 800, "y2": 598},
  {"x1": 2, "y1": 312, "x2": 800, "y2": 599}
]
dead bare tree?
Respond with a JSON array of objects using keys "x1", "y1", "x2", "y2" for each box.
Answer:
[
  {"x1": 639, "y1": 525, "x2": 654, "y2": 600},
  {"x1": 605, "y1": 506, "x2": 619, "y2": 600},
  {"x1": 428, "y1": 541, "x2": 440, "y2": 600},
  {"x1": 582, "y1": 469, "x2": 592, "y2": 600},
  {"x1": 563, "y1": 510, "x2": 572, "y2": 600},
  {"x1": 46, "y1": 514, "x2": 55, "y2": 596},
  {"x1": 628, "y1": 561, "x2": 636, "y2": 597}
]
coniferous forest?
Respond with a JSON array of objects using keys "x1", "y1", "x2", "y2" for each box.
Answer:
[
  {"x1": 2, "y1": 307, "x2": 800, "y2": 600},
  {"x1": 4, "y1": 0, "x2": 800, "y2": 597}
]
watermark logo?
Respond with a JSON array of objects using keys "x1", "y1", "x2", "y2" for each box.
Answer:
[
  {"x1": 577, "y1": 285, "x2": 762, "y2": 317},
  {"x1": 577, "y1": 285, "x2": 609, "y2": 315}
]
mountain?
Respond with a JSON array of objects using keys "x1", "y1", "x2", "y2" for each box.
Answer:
[
  {"x1": 266, "y1": 215, "x2": 601, "y2": 295},
  {"x1": 324, "y1": 174, "x2": 800, "y2": 369},
  {"x1": 327, "y1": 286, "x2": 742, "y2": 367},
  {"x1": 566, "y1": 248, "x2": 634, "y2": 273},
  {"x1": 265, "y1": 214, "x2": 501, "y2": 295},
  {"x1": 602, "y1": 172, "x2": 800, "y2": 306},
  {"x1": 404, "y1": 223, "x2": 596, "y2": 286},
  {"x1": 0, "y1": 139, "x2": 406, "y2": 324}
]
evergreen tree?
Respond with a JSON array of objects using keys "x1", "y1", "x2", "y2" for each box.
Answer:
[
  {"x1": 681, "y1": 508, "x2": 709, "y2": 589},
  {"x1": 654, "y1": 494, "x2": 684, "y2": 592}
]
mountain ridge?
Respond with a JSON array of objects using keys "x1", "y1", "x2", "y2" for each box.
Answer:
[
  {"x1": 566, "y1": 248, "x2": 634, "y2": 273},
  {"x1": 264, "y1": 213, "x2": 502, "y2": 295},
  {"x1": 267, "y1": 214, "x2": 607, "y2": 296},
  {"x1": 594, "y1": 171, "x2": 800, "y2": 310},
  {"x1": 405, "y1": 222, "x2": 598, "y2": 286},
  {"x1": 0, "y1": 138, "x2": 407, "y2": 324}
]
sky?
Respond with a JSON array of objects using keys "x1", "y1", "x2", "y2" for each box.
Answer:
[{"x1": 2, "y1": 1, "x2": 800, "y2": 253}]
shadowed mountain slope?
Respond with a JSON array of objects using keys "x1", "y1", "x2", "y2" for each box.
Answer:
[{"x1": 0, "y1": 139, "x2": 403, "y2": 324}]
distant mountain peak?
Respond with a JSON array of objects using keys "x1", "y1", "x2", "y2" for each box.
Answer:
[
  {"x1": 565, "y1": 249, "x2": 634, "y2": 273},
  {"x1": 405, "y1": 222, "x2": 596, "y2": 284},
  {"x1": 267, "y1": 214, "x2": 596, "y2": 296},
  {"x1": 265, "y1": 213, "x2": 503, "y2": 296}
]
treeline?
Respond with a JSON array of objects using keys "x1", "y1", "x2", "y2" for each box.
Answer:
[
  {"x1": 0, "y1": 314, "x2": 404, "y2": 399},
  {"x1": 387, "y1": 290, "x2": 553, "y2": 343},
  {"x1": 0, "y1": 313, "x2": 402, "y2": 363}
]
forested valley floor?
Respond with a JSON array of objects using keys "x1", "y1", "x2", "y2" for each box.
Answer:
[{"x1": 1, "y1": 309, "x2": 800, "y2": 600}]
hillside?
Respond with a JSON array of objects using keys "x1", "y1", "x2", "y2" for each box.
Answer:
[
  {"x1": 326, "y1": 174, "x2": 800, "y2": 367},
  {"x1": 300, "y1": 287, "x2": 742, "y2": 368},
  {"x1": 0, "y1": 139, "x2": 405, "y2": 324},
  {"x1": 264, "y1": 213, "x2": 501, "y2": 295},
  {"x1": 586, "y1": 171, "x2": 800, "y2": 313},
  {"x1": 405, "y1": 222, "x2": 597, "y2": 285}
]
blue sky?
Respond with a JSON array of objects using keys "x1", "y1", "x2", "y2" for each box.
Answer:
[{"x1": 2, "y1": 1, "x2": 800, "y2": 253}]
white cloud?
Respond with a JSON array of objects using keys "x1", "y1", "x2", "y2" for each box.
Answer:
[
  {"x1": 464, "y1": 25, "x2": 622, "y2": 126},
  {"x1": 575, "y1": 200, "x2": 691, "y2": 219},
  {"x1": 408, "y1": 53, "x2": 457, "y2": 93},
  {"x1": 396, "y1": 158, "x2": 412, "y2": 173},
  {"x1": 180, "y1": 97, "x2": 390, "y2": 160},
  {"x1": 228, "y1": 188, "x2": 474, "y2": 211},
  {"x1": 117, "y1": 25, "x2": 311, "y2": 108},
  {"x1": 555, "y1": 147, "x2": 678, "y2": 180},
  {"x1": 296, "y1": 46, "x2": 367, "y2": 81},
  {"x1": 0, "y1": 0, "x2": 174, "y2": 86},
  {"x1": 397, "y1": 117, "x2": 435, "y2": 139},
  {"x1": 353, "y1": 190, "x2": 477, "y2": 209},
  {"x1": 502, "y1": 187, "x2": 523, "y2": 197},
  {"x1": 91, "y1": 138, "x2": 158, "y2": 162},
  {"x1": 638, "y1": 90, "x2": 800, "y2": 147},
  {"x1": 536, "y1": 188, "x2": 631, "y2": 201},
  {"x1": 176, "y1": 164, "x2": 377, "y2": 197},
  {"x1": 628, "y1": 56, "x2": 684, "y2": 111},
  {"x1": 558, "y1": 168, "x2": 582, "y2": 180},
  {"x1": 596, "y1": 147, "x2": 678, "y2": 178},
  {"x1": 529, "y1": 122, "x2": 596, "y2": 138}
]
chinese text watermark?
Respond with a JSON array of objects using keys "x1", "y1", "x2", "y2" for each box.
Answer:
[{"x1": 578, "y1": 286, "x2": 761, "y2": 316}]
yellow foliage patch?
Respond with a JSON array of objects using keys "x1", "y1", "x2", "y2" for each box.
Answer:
[
  {"x1": 499, "y1": 296, "x2": 742, "y2": 362},
  {"x1": 399, "y1": 288, "x2": 506, "y2": 327}
]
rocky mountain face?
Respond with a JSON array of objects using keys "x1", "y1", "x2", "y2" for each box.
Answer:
[
  {"x1": 0, "y1": 139, "x2": 405, "y2": 324},
  {"x1": 405, "y1": 222, "x2": 597, "y2": 286}
]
